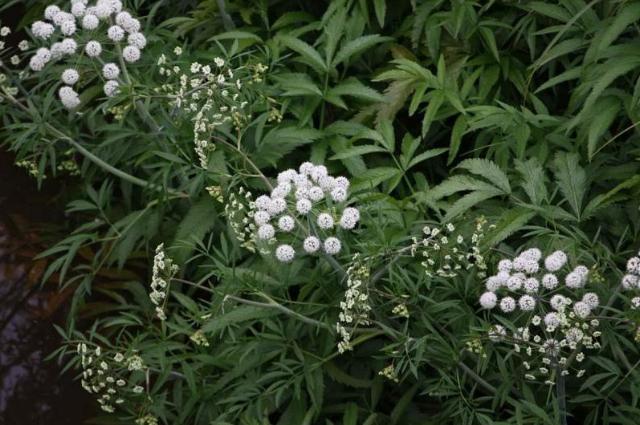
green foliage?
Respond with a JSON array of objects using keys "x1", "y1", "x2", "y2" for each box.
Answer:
[{"x1": 2, "y1": 0, "x2": 640, "y2": 424}]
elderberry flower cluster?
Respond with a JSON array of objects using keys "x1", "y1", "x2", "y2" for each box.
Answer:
[
  {"x1": 336, "y1": 254, "x2": 371, "y2": 353},
  {"x1": 149, "y1": 243, "x2": 179, "y2": 320},
  {"x1": 156, "y1": 50, "x2": 268, "y2": 167},
  {"x1": 28, "y1": 0, "x2": 147, "y2": 108},
  {"x1": 76, "y1": 342, "x2": 146, "y2": 414},
  {"x1": 480, "y1": 248, "x2": 602, "y2": 382},
  {"x1": 223, "y1": 187, "x2": 257, "y2": 252},
  {"x1": 410, "y1": 218, "x2": 490, "y2": 279},
  {"x1": 252, "y1": 162, "x2": 360, "y2": 263}
]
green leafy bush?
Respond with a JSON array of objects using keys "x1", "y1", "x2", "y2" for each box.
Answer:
[{"x1": 2, "y1": 0, "x2": 640, "y2": 424}]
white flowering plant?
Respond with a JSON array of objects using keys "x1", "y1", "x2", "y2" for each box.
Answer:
[{"x1": 3, "y1": 1, "x2": 640, "y2": 425}]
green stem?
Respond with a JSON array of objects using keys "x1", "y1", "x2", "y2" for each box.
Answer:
[{"x1": 557, "y1": 368, "x2": 568, "y2": 425}]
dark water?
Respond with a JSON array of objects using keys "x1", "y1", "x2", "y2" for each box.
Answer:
[{"x1": 0, "y1": 151, "x2": 94, "y2": 424}]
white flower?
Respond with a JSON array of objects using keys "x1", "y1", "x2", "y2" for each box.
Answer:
[
  {"x1": 622, "y1": 274, "x2": 639, "y2": 289},
  {"x1": 122, "y1": 45, "x2": 140, "y2": 62},
  {"x1": 275, "y1": 245, "x2": 295, "y2": 263},
  {"x1": 107, "y1": 25, "x2": 125, "y2": 41},
  {"x1": 60, "y1": 20, "x2": 76, "y2": 36},
  {"x1": 71, "y1": 2, "x2": 86, "y2": 17},
  {"x1": 573, "y1": 301, "x2": 591, "y2": 319},
  {"x1": 299, "y1": 162, "x2": 314, "y2": 175},
  {"x1": 521, "y1": 248, "x2": 542, "y2": 261},
  {"x1": 310, "y1": 165, "x2": 328, "y2": 182},
  {"x1": 214, "y1": 57, "x2": 225, "y2": 67},
  {"x1": 485, "y1": 275, "x2": 502, "y2": 292},
  {"x1": 85, "y1": 40, "x2": 102, "y2": 57},
  {"x1": 94, "y1": 3, "x2": 112, "y2": 19},
  {"x1": 308, "y1": 186, "x2": 324, "y2": 202},
  {"x1": 82, "y1": 14, "x2": 100, "y2": 30},
  {"x1": 500, "y1": 296, "x2": 516, "y2": 313},
  {"x1": 255, "y1": 195, "x2": 271, "y2": 210},
  {"x1": 103, "y1": 80, "x2": 119, "y2": 97},
  {"x1": 479, "y1": 291, "x2": 497, "y2": 309},
  {"x1": 296, "y1": 199, "x2": 312, "y2": 215},
  {"x1": 122, "y1": 17, "x2": 140, "y2": 33},
  {"x1": 278, "y1": 215, "x2": 295, "y2": 232},
  {"x1": 542, "y1": 273, "x2": 558, "y2": 289},
  {"x1": 257, "y1": 224, "x2": 275, "y2": 240},
  {"x1": 29, "y1": 55, "x2": 47, "y2": 71},
  {"x1": 524, "y1": 277, "x2": 539, "y2": 293},
  {"x1": 507, "y1": 273, "x2": 524, "y2": 291},
  {"x1": 544, "y1": 312, "x2": 561, "y2": 329},
  {"x1": 544, "y1": 250, "x2": 567, "y2": 271},
  {"x1": 127, "y1": 32, "x2": 147, "y2": 49},
  {"x1": 266, "y1": 197, "x2": 286, "y2": 215},
  {"x1": 303, "y1": 236, "x2": 320, "y2": 253},
  {"x1": 44, "y1": 5, "x2": 61, "y2": 21},
  {"x1": 62, "y1": 69, "x2": 80, "y2": 85},
  {"x1": 115, "y1": 11, "x2": 132, "y2": 26},
  {"x1": 565, "y1": 270, "x2": 584, "y2": 289},
  {"x1": 271, "y1": 183, "x2": 291, "y2": 198},
  {"x1": 334, "y1": 176, "x2": 349, "y2": 189},
  {"x1": 31, "y1": 21, "x2": 55, "y2": 39},
  {"x1": 582, "y1": 292, "x2": 599, "y2": 309},
  {"x1": 550, "y1": 294, "x2": 568, "y2": 311},
  {"x1": 18, "y1": 40, "x2": 29, "y2": 51},
  {"x1": 498, "y1": 259, "x2": 513, "y2": 272},
  {"x1": 339, "y1": 207, "x2": 360, "y2": 230},
  {"x1": 627, "y1": 257, "x2": 640, "y2": 274},
  {"x1": 59, "y1": 86, "x2": 80, "y2": 109},
  {"x1": 277, "y1": 169, "x2": 296, "y2": 184},
  {"x1": 102, "y1": 63, "x2": 120, "y2": 80},
  {"x1": 52, "y1": 11, "x2": 74, "y2": 26},
  {"x1": 518, "y1": 295, "x2": 536, "y2": 311},
  {"x1": 59, "y1": 38, "x2": 77, "y2": 55},
  {"x1": 317, "y1": 213, "x2": 334, "y2": 229},
  {"x1": 330, "y1": 187, "x2": 348, "y2": 203},
  {"x1": 631, "y1": 297, "x2": 640, "y2": 310},
  {"x1": 323, "y1": 237, "x2": 341, "y2": 255},
  {"x1": 253, "y1": 211, "x2": 270, "y2": 225}
]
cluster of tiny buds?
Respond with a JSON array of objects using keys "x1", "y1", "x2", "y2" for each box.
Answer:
[
  {"x1": 76, "y1": 342, "x2": 146, "y2": 413},
  {"x1": 29, "y1": 0, "x2": 146, "y2": 108},
  {"x1": 223, "y1": 187, "x2": 257, "y2": 252},
  {"x1": 156, "y1": 49, "x2": 259, "y2": 168},
  {"x1": 411, "y1": 218, "x2": 490, "y2": 279},
  {"x1": 621, "y1": 250, "x2": 640, "y2": 311},
  {"x1": 337, "y1": 254, "x2": 371, "y2": 353},
  {"x1": 0, "y1": 24, "x2": 29, "y2": 99},
  {"x1": 149, "y1": 243, "x2": 179, "y2": 320},
  {"x1": 252, "y1": 162, "x2": 360, "y2": 263}
]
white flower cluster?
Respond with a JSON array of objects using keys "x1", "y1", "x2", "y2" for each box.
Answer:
[
  {"x1": 28, "y1": 0, "x2": 147, "y2": 108},
  {"x1": 411, "y1": 218, "x2": 490, "y2": 279},
  {"x1": 156, "y1": 51, "x2": 266, "y2": 167},
  {"x1": 0, "y1": 23, "x2": 29, "y2": 99},
  {"x1": 337, "y1": 254, "x2": 372, "y2": 353},
  {"x1": 77, "y1": 343, "x2": 145, "y2": 414},
  {"x1": 223, "y1": 187, "x2": 257, "y2": 252},
  {"x1": 252, "y1": 162, "x2": 360, "y2": 263},
  {"x1": 149, "y1": 243, "x2": 179, "y2": 320},
  {"x1": 621, "y1": 250, "x2": 640, "y2": 311},
  {"x1": 480, "y1": 248, "x2": 601, "y2": 382}
]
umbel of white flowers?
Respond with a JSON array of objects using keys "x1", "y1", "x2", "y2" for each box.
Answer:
[
  {"x1": 252, "y1": 161, "x2": 360, "y2": 263},
  {"x1": 480, "y1": 248, "x2": 602, "y2": 382},
  {"x1": 29, "y1": 0, "x2": 147, "y2": 108}
]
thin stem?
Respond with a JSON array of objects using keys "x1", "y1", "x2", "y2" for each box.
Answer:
[{"x1": 557, "y1": 368, "x2": 568, "y2": 425}]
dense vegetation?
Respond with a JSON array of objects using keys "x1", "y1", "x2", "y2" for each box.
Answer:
[{"x1": 2, "y1": 0, "x2": 640, "y2": 424}]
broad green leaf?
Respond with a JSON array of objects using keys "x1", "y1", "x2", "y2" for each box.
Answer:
[
  {"x1": 278, "y1": 34, "x2": 327, "y2": 74},
  {"x1": 553, "y1": 152, "x2": 587, "y2": 220},
  {"x1": 421, "y1": 90, "x2": 445, "y2": 136},
  {"x1": 448, "y1": 115, "x2": 467, "y2": 164},
  {"x1": 457, "y1": 158, "x2": 511, "y2": 194},
  {"x1": 329, "y1": 145, "x2": 387, "y2": 160},
  {"x1": 587, "y1": 96, "x2": 619, "y2": 160},
  {"x1": 333, "y1": 34, "x2": 392, "y2": 67}
]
